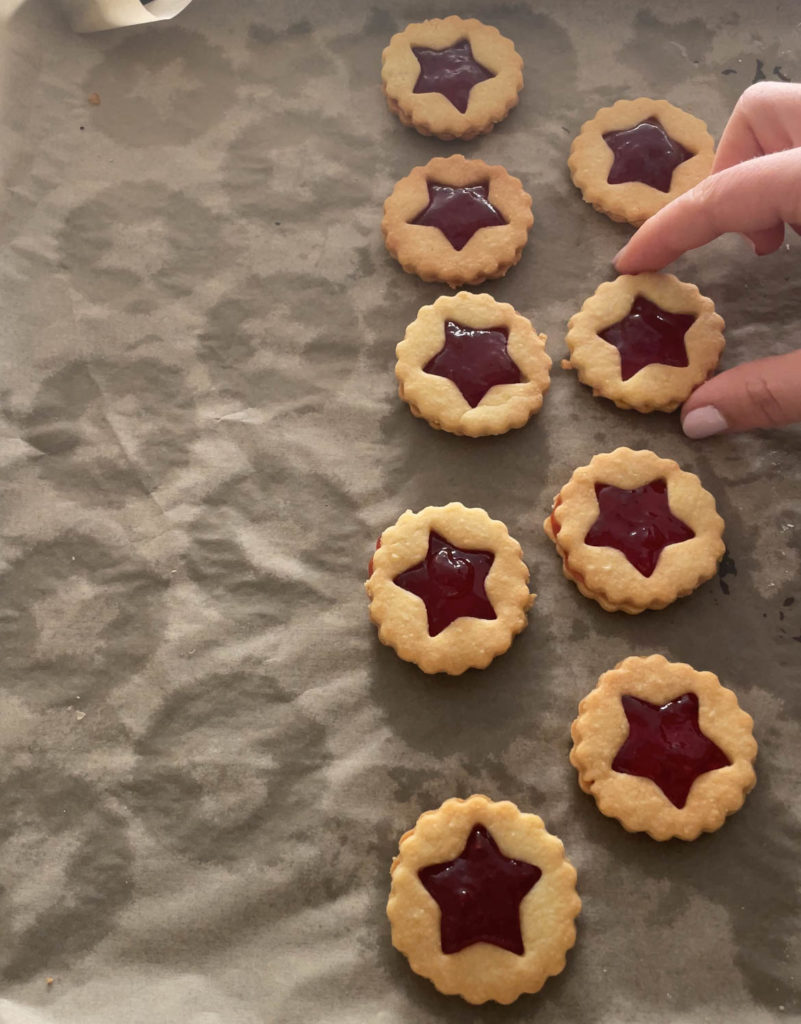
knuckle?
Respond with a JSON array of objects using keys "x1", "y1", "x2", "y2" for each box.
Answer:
[
  {"x1": 739, "y1": 81, "x2": 782, "y2": 109},
  {"x1": 744, "y1": 374, "x2": 787, "y2": 427}
]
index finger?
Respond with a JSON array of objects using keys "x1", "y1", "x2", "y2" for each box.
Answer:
[{"x1": 613, "y1": 149, "x2": 801, "y2": 273}]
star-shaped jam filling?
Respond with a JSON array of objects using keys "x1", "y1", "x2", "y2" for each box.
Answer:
[
  {"x1": 411, "y1": 181, "x2": 507, "y2": 251},
  {"x1": 423, "y1": 320, "x2": 522, "y2": 407},
  {"x1": 418, "y1": 824, "x2": 541, "y2": 955},
  {"x1": 411, "y1": 38, "x2": 494, "y2": 114},
  {"x1": 393, "y1": 531, "x2": 496, "y2": 637},
  {"x1": 599, "y1": 296, "x2": 695, "y2": 381},
  {"x1": 612, "y1": 692, "x2": 731, "y2": 808},
  {"x1": 584, "y1": 479, "x2": 695, "y2": 577},
  {"x1": 603, "y1": 117, "x2": 693, "y2": 193}
]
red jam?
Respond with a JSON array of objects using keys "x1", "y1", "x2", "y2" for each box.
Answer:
[
  {"x1": 418, "y1": 824, "x2": 541, "y2": 955},
  {"x1": 424, "y1": 320, "x2": 521, "y2": 407},
  {"x1": 603, "y1": 117, "x2": 693, "y2": 193},
  {"x1": 412, "y1": 38, "x2": 494, "y2": 114},
  {"x1": 368, "y1": 538, "x2": 381, "y2": 576},
  {"x1": 393, "y1": 531, "x2": 496, "y2": 637},
  {"x1": 411, "y1": 182, "x2": 507, "y2": 251},
  {"x1": 612, "y1": 692, "x2": 731, "y2": 808},
  {"x1": 585, "y1": 479, "x2": 695, "y2": 578},
  {"x1": 600, "y1": 296, "x2": 694, "y2": 380}
]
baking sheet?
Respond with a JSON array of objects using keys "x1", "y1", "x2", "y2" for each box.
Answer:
[{"x1": 0, "y1": 1, "x2": 800, "y2": 1021}]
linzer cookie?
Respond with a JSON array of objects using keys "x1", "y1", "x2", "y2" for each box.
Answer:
[
  {"x1": 569, "y1": 98, "x2": 715, "y2": 226},
  {"x1": 366, "y1": 503, "x2": 533, "y2": 675},
  {"x1": 396, "y1": 292, "x2": 551, "y2": 436},
  {"x1": 381, "y1": 16, "x2": 524, "y2": 140},
  {"x1": 570, "y1": 655, "x2": 757, "y2": 840},
  {"x1": 564, "y1": 273, "x2": 725, "y2": 412},
  {"x1": 544, "y1": 448, "x2": 725, "y2": 613},
  {"x1": 382, "y1": 154, "x2": 533, "y2": 288},
  {"x1": 387, "y1": 795, "x2": 581, "y2": 1004}
]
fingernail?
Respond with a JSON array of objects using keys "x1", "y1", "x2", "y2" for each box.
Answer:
[
  {"x1": 682, "y1": 405, "x2": 728, "y2": 439},
  {"x1": 612, "y1": 245, "x2": 627, "y2": 268}
]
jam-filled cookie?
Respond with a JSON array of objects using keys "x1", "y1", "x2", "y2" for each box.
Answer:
[
  {"x1": 568, "y1": 98, "x2": 715, "y2": 226},
  {"x1": 544, "y1": 448, "x2": 725, "y2": 613},
  {"x1": 564, "y1": 273, "x2": 725, "y2": 413},
  {"x1": 570, "y1": 655, "x2": 757, "y2": 840},
  {"x1": 396, "y1": 292, "x2": 551, "y2": 436},
  {"x1": 381, "y1": 16, "x2": 524, "y2": 140},
  {"x1": 366, "y1": 503, "x2": 533, "y2": 675},
  {"x1": 387, "y1": 795, "x2": 581, "y2": 1004},
  {"x1": 382, "y1": 154, "x2": 534, "y2": 288}
]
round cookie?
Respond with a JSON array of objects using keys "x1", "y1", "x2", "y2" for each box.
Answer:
[
  {"x1": 543, "y1": 447, "x2": 725, "y2": 613},
  {"x1": 366, "y1": 503, "x2": 533, "y2": 675},
  {"x1": 564, "y1": 273, "x2": 725, "y2": 413},
  {"x1": 396, "y1": 291, "x2": 551, "y2": 436},
  {"x1": 381, "y1": 16, "x2": 523, "y2": 140},
  {"x1": 387, "y1": 795, "x2": 581, "y2": 1004},
  {"x1": 382, "y1": 154, "x2": 534, "y2": 288},
  {"x1": 570, "y1": 655, "x2": 757, "y2": 840},
  {"x1": 569, "y1": 97, "x2": 715, "y2": 226}
]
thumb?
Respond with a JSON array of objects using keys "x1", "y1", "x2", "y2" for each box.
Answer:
[{"x1": 681, "y1": 349, "x2": 801, "y2": 437}]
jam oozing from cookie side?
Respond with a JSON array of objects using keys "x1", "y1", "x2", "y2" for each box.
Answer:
[
  {"x1": 411, "y1": 182, "x2": 507, "y2": 250},
  {"x1": 418, "y1": 824, "x2": 541, "y2": 954},
  {"x1": 599, "y1": 296, "x2": 695, "y2": 380},
  {"x1": 411, "y1": 38, "x2": 494, "y2": 114},
  {"x1": 393, "y1": 531, "x2": 496, "y2": 637},
  {"x1": 585, "y1": 479, "x2": 695, "y2": 577},
  {"x1": 424, "y1": 320, "x2": 521, "y2": 407},
  {"x1": 603, "y1": 118, "x2": 693, "y2": 193},
  {"x1": 612, "y1": 692, "x2": 731, "y2": 808}
]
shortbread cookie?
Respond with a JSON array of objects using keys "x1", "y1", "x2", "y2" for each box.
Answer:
[
  {"x1": 396, "y1": 292, "x2": 551, "y2": 436},
  {"x1": 382, "y1": 154, "x2": 534, "y2": 288},
  {"x1": 543, "y1": 448, "x2": 725, "y2": 613},
  {"x1": 387, "y1": 795, "x2": 580, "y2": 1004},
  {"x1": 569, "y1": 98, "x2": 715, "y2": 226},
  {"x1": 570, "y1": 655, "x2": 757, "y2": 840},
  {"x1": 565, "y1": 273, "x2": 725, "y2": 412},
  {"x1": 366, "y1": 503, "x2": 533, "y2": 674},
  {"x1": 381, "y1": 16, "x2": 523, "y2": 140}
]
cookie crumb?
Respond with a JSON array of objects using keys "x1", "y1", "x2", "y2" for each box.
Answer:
[
  {"x1": 88, "y1": 93, "x2": 101, "y2": 105},
  {"x1": 46, "y1": 977, "x2": 54, "y2": 986},
  {"x1": 76, "y1": 711, "x2": 86, "y2": 721}
]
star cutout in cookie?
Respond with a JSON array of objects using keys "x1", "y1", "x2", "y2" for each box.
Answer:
[
  {"x1": 585, "y1": 479, "x2": 695, "y2": 577},
  {"x1": 424, "y1": 320, "x2": 522, "y2": 407},
  {"x1": 600, "y1": 296, "x2": 695, "y2": 381},
  {"x1": 603, "y1": 117, "x2": 693, "y2": 193},
  {"x1": 411, "y1": 182, "x2": 507, "y2": 251},
  {"x1": 393, "y1": 531, "x2": 496, "y2": 637},
  {"x1": 612, "y1": 692, "x2": 731, "y2": 808},
  {"x1": 411, "y1": 38, "x2": 494, "y2": 114},
  {"x1": 418, "y1": 824, "x2": 542, "y2": 954}
]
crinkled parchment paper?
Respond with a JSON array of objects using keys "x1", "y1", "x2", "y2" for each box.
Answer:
[{"x1": 0, "y1": 1, "x2": 799, "y2": 1021}]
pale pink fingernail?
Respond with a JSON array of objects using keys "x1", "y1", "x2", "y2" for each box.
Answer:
[{"x1": 682, "y1": 405, "x2": 728, "y2": 439}]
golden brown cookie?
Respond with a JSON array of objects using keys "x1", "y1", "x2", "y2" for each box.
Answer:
[
  {"x1": 568, "y1": 98, "x2": 715, "y2": 226},
  {"x1": 570, "y1": 655, "x2": 757, "y2": 840},
  {"x1": 543, "y1": 448, "x2": 725, "y2": 613},
  {"x1": 381, "y1": 16, "x2": 523, "y2": 140},
  {"x1": 387, "y1": 795, "x2": 581, "y2": 1004},
  {"x1": 366, "y1": 503, "x2": 533, "y2": 675},
  {"x1": 564, "y1": 273, "x2": 725, "y2": 413},
  {"x1": 395, "y1": 292, "x2": 551, "y2": 436},
  {"x1": 382, "y1": 154, "x2": 534, "y2": 288}
]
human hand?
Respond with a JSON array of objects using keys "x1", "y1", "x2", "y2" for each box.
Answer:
[{"x1": 613, "y1": 82, "x2": 801, "y2": 437}]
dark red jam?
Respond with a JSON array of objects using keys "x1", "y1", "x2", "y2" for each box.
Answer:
[
  {"x1": 603, "y1": 117, "x2": 693, "y2": 193},
  {"x1": 424, "y1": 320, "x2": 521, "y2": 407},
  {"x1": 412, "y1": 38, "x2": 494, "y2": 114},
  {"x1": 612, "y1": 692, "x2": 731, "y2": 808},
  {"x1": 585, "y1": 479, "x2": 695, "y2": 577},
  {"x1": 393, "y1": 531, "x2": 495, "y2": 637},
  {"x1": 411, "y1": 182, "x2": 507, "y2": 251},
  {"x1": 418, "y1": 824, "x2": 541, "y2": 955},
  {"x1": 599, "y1": 296, "x2": 695, "y2": 381}
]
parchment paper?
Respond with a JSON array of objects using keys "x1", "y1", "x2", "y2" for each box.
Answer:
[{"x1": 0, "y1": 1, "x2": 799, "y2": 1021}]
